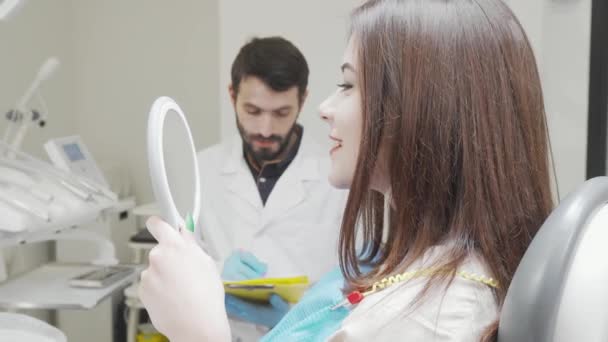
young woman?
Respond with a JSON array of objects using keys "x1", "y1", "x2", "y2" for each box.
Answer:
[{"x1": 138, "y1": 0, "x2": 554, "y2": 341}]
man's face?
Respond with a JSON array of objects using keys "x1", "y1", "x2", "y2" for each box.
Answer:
[{"x1": 230, "y1": 76, "x2": 305, "y2": 162}]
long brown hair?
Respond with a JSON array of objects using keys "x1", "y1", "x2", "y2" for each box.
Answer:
[{"x1": 339, "y1": 0, "x2": 554, "y2": 340}]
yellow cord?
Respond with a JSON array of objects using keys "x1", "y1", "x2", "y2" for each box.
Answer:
[{"x1": 364, "y1": 267, "x2": 499, "y2": 297}]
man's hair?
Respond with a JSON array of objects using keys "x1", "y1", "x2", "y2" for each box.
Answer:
[{"x1": 231, "y1": 36, "x2": 309, "y2": 103}]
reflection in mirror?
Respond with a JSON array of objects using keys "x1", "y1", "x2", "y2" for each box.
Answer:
[{"x1": 162, "y1": 108, "x2": 197, "y2": 222}]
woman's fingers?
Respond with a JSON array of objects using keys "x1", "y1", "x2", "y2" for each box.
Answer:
[{"x1": 146, "y1": 216, "x2": 181, "y2": 244}]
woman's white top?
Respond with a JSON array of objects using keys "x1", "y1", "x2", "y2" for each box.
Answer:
[{"x1": 328, "y1": 246, "x2": 499, "y2": 341}]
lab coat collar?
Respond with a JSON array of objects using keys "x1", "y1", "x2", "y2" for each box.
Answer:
[
  {"x1": 221, "y1": 130, "x2": 322, "y2": 218},
  {"x1": 221, "y1": 131, "x2": 321, "y2": 181}
]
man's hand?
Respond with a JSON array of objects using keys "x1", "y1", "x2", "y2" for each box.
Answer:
[
  {"x1": 221, "y1": 250, "x2": 268, "y2": 281},
  {"x1": 225, "y1": 294, "x2": 290, "y2": 328}
]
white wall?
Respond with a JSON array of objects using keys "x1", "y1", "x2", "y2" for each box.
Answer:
[
  {"x1": 70, "y1": 0, "x2": 220, "y2": 204},
  {"x1": 541, "y1": 0, "x2": 592, "y2": 199},
  {"x1": 219, "y1": 1, "x2": 362, "y2": 150},
  {"x1": 508, "y1": 0, "x2": 592, "y2": 199}
]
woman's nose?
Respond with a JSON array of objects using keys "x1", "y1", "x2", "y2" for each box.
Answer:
[{"x1": 319, "y1": 96, "x2": 334, "y2": 123}]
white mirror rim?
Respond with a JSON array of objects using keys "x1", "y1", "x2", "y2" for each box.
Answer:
[{"x1": 147, "y1": 96, "x2": 200, "y2": 230}]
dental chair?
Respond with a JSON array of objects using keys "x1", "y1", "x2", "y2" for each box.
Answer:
[{"x1": 498, "y1": 177, "x2": 608, "y2": 342}]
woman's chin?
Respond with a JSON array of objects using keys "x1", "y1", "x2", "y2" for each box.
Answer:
[{"x1": 328, "y1": 172, "x2": 352, "y2": 190}]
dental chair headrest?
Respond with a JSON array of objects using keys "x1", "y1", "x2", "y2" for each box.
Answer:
[{"x1": 499, "y1": 176, "x2": 608, "y2": 342}]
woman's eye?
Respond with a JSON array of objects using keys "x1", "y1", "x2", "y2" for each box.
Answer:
[{"x1": 337, "y1": 83, "x2": 353, "y2": 91}]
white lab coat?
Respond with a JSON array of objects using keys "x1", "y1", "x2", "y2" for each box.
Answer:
[{"x1": 196, "y1": 132, "x2": 348, "y2": 341}]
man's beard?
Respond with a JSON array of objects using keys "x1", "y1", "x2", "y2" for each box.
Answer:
[{"x1": 236, "y1": 118, "x2": 297, "y2": 163}]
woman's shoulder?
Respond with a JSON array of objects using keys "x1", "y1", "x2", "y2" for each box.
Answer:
[{"x1": 328, "y1": 253, "x2": 498, "y2": 341}]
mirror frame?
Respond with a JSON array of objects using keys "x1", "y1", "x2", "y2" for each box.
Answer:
[{"x1": 147, "y1": 96, "x2": 200, "y2": 230}]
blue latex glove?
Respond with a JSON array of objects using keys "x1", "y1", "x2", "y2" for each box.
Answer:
[
  {"x1": 221, "y1": 250, "x2": 268, "y2": 281},
  {"x1": 225, "y1": 294, "x2": 290, "y2": 328}
]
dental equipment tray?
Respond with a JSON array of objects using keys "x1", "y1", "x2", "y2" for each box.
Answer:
[
  {"x1": 68, "y1": 265, "x2": 135, "y2": 288},
  {"x1": 0, "y1": 263, "x2": 141, "y2": 310}
]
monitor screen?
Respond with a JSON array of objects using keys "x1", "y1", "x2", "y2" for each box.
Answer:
[{"x1": 63, "y1": 143, "x2": 85, "y2": 162}]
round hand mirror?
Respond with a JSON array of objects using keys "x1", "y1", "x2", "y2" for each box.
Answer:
[{"x1": 147, "y1": 96, "x2": 200, "y2": 231}]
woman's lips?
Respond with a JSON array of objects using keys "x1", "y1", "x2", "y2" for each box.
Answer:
[{"x1": 329, "y1": 135, "x2": 342, "y2": 155}]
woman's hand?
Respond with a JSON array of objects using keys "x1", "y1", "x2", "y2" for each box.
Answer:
[{"x1": 138, "y1": 216, "x2": 231, "y2": 342}]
